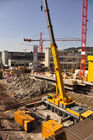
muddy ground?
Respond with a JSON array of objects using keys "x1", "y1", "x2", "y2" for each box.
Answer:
[{"x1": 0, "y1": 74, "x2": 93, "y2": 140}]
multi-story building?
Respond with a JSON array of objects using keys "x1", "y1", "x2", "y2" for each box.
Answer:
[
  {"x1": 1, "y1": 47, "x2": 93, "y2": 72},
  {"x1": 1, "y1": 50, "x2": 33, "y2": 67},
  {"x1": 45, "y1": 47, "x2": 93, "y2": 72},
  {"x1": 1, "y1": 50, "x2": 45, "y2": 68}
]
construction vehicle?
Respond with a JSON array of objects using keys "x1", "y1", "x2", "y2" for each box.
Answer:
[{"x1": 42, "y1": 0, "x2": 93, "y2": 123}]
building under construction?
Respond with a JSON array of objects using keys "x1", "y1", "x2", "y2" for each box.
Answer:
[
  {"x1": 45, "y1": 47, "x2": 93, "y2": 72},
  {"x1": 1, "y1": 50, "x2": 45, "y2": 68},
  {"x1": 0, "y1": 47, "x2": 93, "y2": 73}
]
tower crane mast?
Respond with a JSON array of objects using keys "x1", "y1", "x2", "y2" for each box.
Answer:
[{"x1": 80, "y1": 0, "x2": 88, "y2": 77}]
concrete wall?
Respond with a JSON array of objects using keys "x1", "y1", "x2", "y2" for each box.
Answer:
[{"x1": 8, "y1": 59, "x2": 32, "y2": 67}]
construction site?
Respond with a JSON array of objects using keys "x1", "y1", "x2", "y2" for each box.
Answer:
[{"x1": 0, "y1": 0, "x2": 93, "y2": 140}]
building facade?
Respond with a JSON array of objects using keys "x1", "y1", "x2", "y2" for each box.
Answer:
[
  {"x1": 45, "y1": 47, "x2": 93, "y2": 72},
  {"x1": 1, "y1": 47, "x2": 93, "y2": 72},
  {"x1": 1, "y1": 50, "x2": 45, "y2": 68}
]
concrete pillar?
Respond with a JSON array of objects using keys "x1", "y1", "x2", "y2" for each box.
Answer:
[
  {"x1": 45, "y1": 48, "x2": 51, "y2": 68},
  {"x1": 2, "y1": 50, "x2": 8, "y2": 66},
  {"x1": 33, "y1": 45, "x2": 38, "y2": 64}
]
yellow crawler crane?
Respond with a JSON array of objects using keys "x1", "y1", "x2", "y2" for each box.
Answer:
[{"x1": 42, "y1": 0, "x2": 93, "y2": 123}]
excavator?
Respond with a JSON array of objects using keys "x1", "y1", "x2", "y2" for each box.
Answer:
[{"x1": 42, "y1": 0, "x2": 93, "y2": 123}]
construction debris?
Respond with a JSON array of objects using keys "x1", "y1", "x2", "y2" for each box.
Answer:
[
  {"x1": 0, "y1": 73, "x2": 93, "y2": 140},
  {"x1": 7, "y1": 74, "x2": 56, "y2": 100}
]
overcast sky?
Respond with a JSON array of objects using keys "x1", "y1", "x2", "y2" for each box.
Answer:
[{"x1": 0, "y1": 0, "x2": 93, "y2": 52}]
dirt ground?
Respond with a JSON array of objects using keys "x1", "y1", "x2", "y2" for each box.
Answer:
[
  {"x1": 0, "y1": 78, "x2": 44, "y2": 140},
  {"x1": 0, "y1": 74, "x2": 93, "y2": 140},
  {"x1": 67, "y1": 92, "x2": 93, "y2": 109}
]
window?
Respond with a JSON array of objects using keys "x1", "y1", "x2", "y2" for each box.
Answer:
[{"x1": 48, "y1": 95, "x2": 52, "y2": 99}]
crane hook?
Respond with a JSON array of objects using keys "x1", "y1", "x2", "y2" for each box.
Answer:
[{"x1": 41, "y1": 4, "x2": 43, "y2": 11}]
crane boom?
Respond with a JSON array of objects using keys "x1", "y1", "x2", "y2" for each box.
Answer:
[
  {"x1": 43, "y1": 0, "x2": 66, "y2": 98},
  {"x1": 24, "y1": 38, "x2": 81, "y2": 42}
]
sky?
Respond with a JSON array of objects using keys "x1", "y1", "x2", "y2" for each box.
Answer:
[{"x1": 0, "y1": 0, "x2": 93, "y2": 52}]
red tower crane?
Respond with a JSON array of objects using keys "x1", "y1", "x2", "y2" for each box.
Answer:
[
  {"x1": 24, "y1": 32, "x2": 81, "y2": 54},
  {"x1": 39, "y1": 32, "x2": 43, "y2": 53},
  {"x1": 80, "y1": 0, "x2": 88, "y2": 77}
]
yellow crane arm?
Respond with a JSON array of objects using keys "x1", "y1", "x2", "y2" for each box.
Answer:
[
  {"x1": 50, "y1": 43, "x2": 66, "y2": 98},
  {"x1": 43, "y1": 0, "x2": 66, "y2": 98}
]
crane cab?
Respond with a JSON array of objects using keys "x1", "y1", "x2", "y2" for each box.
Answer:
[
  {"x1": 47, "y1": 93, "x2": 75, "y2": 109},
  {"x1": 48, "y1": 93, "x2": 59, "y2": 106}
]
